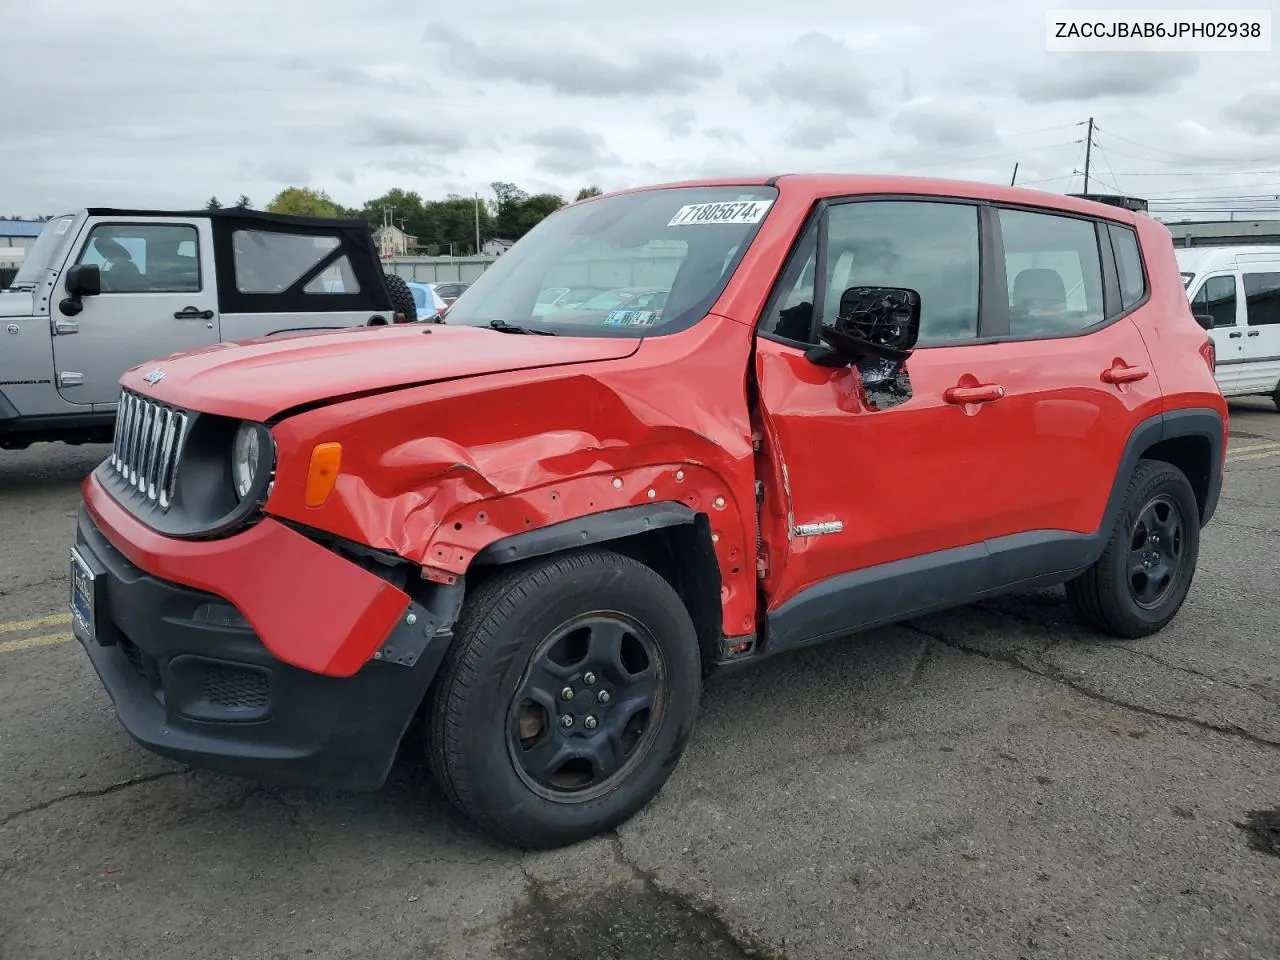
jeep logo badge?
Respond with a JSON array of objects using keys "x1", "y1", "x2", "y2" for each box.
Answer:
[{"x1": 143, "y1": 368, "x2": 165, "y2": 385}]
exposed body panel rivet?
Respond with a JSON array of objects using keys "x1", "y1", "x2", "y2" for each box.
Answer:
[
  {"x1": 560, "y1": 715, "x2": 574, "y2": 728},
  {"x1": 714, "y1": 497, "x2": 725, "y2": 509},
  {"x1": 647, "y1": 488, "x2": 656, "y2": 498},
  {"x1": 405, "y1": 613, "x2": 417, "y2": 625},
  {"x1": 598, "y1": 690, "x2": 611, "y2": 703},
  {"x1": 584, "y1": 672, "x2": 597, "y2": 685},
  {"x1": 561, "y1": 686, "x2": 574, "y2": 700},
  {"x1": 584, "y1": 716, "x2": 598, "y2": 730},
  {"x1": 675, "y1": 470, "x2": 685, "y2": 481},
  {"x1": 712, "y1": 534, "x2": 720, "y2": 542},
  {"x1": 612, "y1": 477, "x2": 623, "y2": 488}
]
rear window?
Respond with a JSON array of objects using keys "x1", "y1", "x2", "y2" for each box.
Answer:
[
  {"x1": 443, "y1": 186, "x2": 778, "y2": 337},
  {"x1": 1109, "y1": 224, "x2": 1147, "y2": 309}
]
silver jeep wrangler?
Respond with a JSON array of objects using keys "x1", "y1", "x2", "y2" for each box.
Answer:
[{"x1": 1, "y1": 207, "x2": 415, "y2": 450}]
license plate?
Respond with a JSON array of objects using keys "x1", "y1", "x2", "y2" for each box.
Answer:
[{"x1": 69, "y1": 547, "x2": 96, "y2": 643}]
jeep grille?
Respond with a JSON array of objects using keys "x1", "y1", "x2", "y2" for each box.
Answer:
[{"x1": 109, "y1": 390, "x2": 189, "y2": 511}]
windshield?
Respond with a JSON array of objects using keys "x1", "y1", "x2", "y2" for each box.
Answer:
[
  {"x1": 10, "y1": 215, "x2": 76, "y2": 289},
  {"x1": 445, "y1": 185, "x2": 778, "y2": 336}
]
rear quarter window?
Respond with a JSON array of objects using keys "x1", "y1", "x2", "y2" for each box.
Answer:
[{"x1": 1108, "y1": 224, "x2": 1147, "y2": 309}]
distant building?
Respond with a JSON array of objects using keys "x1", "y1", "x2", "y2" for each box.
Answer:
[
  {"x1": 0, "y1": 218, "x2": 45, "y2": 269},
  {"x1": 373, "y1": 224, "x2": 417, "y2": 259},
  {"x1": 482, "y1": 238, "x2": 515, "y2": 256}
]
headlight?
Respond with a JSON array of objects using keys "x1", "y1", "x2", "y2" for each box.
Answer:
[{"x1": 231, "y1": 422, "x2": 261, "y2": 501}]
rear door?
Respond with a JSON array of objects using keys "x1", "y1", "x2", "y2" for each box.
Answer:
[
  {"x1": 50, "y1": 217, "x2": 217, "y2": 406},
  {"x1": 1241, "y1": 270, "x2": 1280, "y2": 394},
  {"x1": 210, "y1": 213, "x2": 393, "y2": 341}
]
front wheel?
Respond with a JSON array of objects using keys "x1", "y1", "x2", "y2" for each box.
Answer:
[
  {"x1": 426, "y1": 549, "x2": 702, "y2": 848},
  {"x1": 1065, "y1": 458, "x2": 1201, "y2": 638}
]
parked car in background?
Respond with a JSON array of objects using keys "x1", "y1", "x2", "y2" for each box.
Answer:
[
  {"x1": 69, "y1": 175, "x2": 1225, "y2": 851},
  {"x1": 1176, "y1": 245, "x2": 1280, "y2": 409},
  {"x1": 0, "y1": 207, "x2": 402, "y2": 450},
  {"x1": 430, "y1": 281, "x2": 470, "y2": 307},
  {"x1": 542, "y1": 286, "x2": 670, "y2": 325},
  {"x1": 406, "y1": 281, "x2": 448, "y2": 321},
  {"x1": 531, "y1": 285, "x2": 606, "y2": 317}
]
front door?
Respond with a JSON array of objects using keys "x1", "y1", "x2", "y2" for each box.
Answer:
[
  {"x1": 753, "y1": 197, "x2": 1017, "y2": 616},
  {"x1": 51, "y1": 217, "x2": 218, "y2": 406},
  {"x1": 1190, "y1": 272, "x2": 1248, "y2": 395},
  {"x1": 1242, "y1": 269, "x2": 1280, "y2": 395}
]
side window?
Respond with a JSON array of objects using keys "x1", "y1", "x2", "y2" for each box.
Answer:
[
  {"x1": 76, "y1": 224, "x2": 200, "y2": 293},
  {"x1": 1243, "y1": 272, "x2": 1280, "y2": 326},
  {"x1": 1000, "y1": 209, "x2": 1104, "y2": 337},
  {"x1": 758, "y1": 201, "x2": 981, "y2": 346},
  {"x1": 233, "y1": 230, "x2": 340, "y2": 294},
  {"x1": 1191, "y1": 275, "x2": 1238, "y2": 328},
  {"x1": 1108, "y1": 224, "x2": 1147, "y2": 309}
]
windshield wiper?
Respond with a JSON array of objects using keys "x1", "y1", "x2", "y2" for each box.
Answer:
[{"x1": 488, "y1": 319, "x2": 557, "y2": 336}]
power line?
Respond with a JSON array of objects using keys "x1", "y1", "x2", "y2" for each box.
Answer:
[{"x1": 1092, "y1": 125, "x2": 1279, "y2": 165}]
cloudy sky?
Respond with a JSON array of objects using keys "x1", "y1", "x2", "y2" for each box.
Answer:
[{"x1": 3, "y1": 0, "x2": 1278, "y2": 218}]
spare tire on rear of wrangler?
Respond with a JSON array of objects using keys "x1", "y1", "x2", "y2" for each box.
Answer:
[{"x1": 381, "y1": 273, "x2": 418, "y2": 324}]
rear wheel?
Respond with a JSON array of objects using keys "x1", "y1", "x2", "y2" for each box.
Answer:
[
  {"x1": 382, "y1": 273, "x2": 418, "y2": 324},
  {"x1": 426, "y1": 549, "x2": 702, "y2": 848},
  {"x1": 1065, "y1": 459, "x2": 1201, "y2": 638},
  {"x1": 1272, "y1": 381, "x2": 1280, "y2": 412}
]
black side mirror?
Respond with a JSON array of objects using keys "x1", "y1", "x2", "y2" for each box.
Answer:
[
  {"x1": 805, "y1": 286, "x2": 922, "y2": 367},
  {"x1": 1193, "y1": 313, "x2": 1216, "y2": 330},
  {"x1": 66, "y1": 263, "x2": 101, "y2": 297},
  {"x1": 60, "y1": 263, "x2": 101, "y2": 316}
]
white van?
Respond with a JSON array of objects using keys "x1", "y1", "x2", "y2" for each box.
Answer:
[{"x1": 1176, "y1": 245, "x2": 1280, "y2": 408}]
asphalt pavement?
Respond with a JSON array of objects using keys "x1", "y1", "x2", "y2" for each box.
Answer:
[{"x1": 2, "y1": 400, "x2": 1278, "y2": 960}]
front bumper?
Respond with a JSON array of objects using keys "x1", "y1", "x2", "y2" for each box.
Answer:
[{"x1": 72, "y1": 486, "x2": 452, "y2": 791}]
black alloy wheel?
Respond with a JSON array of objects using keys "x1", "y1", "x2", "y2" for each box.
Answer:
[
  {"x1": 507, "y1": 614, "x2": 665, "y2": 803},
  {"x1": 1126, "y1": 494, "x2": 1185, "y2": 610}
]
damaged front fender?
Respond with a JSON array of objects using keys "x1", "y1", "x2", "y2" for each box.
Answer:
[{"x1": 262, "y1": 317, "x2": 761, "y2": 639}]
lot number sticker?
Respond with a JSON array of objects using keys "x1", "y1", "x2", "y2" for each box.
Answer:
[{"x1": 667, "y1": 200, "x2": 774, "y2": 227}]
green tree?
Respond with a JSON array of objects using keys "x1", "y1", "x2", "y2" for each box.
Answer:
[
  {"x1": 234, "y1": 194, "x2": 252, "y2": 209},
  {"x1": 205, "y1": 196, "x2": 222, "y2": 210},
  {"x1": 490, "y1": 182, "x2": 565, "y2": 242},
  {"x1": 266, "y1": 187, "x2": 343, "y2": 218},
  {"x1": 575, "y1": 185, "x2": 602, "y2": 201}
]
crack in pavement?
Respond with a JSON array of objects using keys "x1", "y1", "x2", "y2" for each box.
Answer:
[
  {"x1": 1208, "y1": 517, "x2": 1280, "y2": 536},
  {"x1": 0, "y1": 767, "x2": 194, "y2": 829},
  {"x1": 904, "y1": 622, "x2": 1280, "y2": 753},
  {"x1": 0, "y1": 574, "x2": 65, "y2": 600},
  {"x1": 607, "y1": 833, "x2": 790, "y2": 960},
  {"x1": 1112, "y1": 644, "x2": 1279, "y2": 705}
]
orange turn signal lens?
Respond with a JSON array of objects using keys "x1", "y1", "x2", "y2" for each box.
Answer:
[{"x1": 305, "y1": 442, "x2": 342, "y2": 508}]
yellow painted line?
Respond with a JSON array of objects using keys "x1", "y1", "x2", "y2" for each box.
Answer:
[
  {"x1": 0, "y1": 613, "x2": 71, "y2": 635},
  {"x1": 1228, "y1": 449, "x2": 1280, "y2": 464},
  {"x1": 1228, "y1": 441, "x2": 1280, "y2": 456},
  {"x1": 0, "y1": 633, "x2": 72, "y2": 655}
]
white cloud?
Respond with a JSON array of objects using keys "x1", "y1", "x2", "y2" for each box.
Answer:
[{"x1": 1, "y1": 0, "x2": 1277, "y2": 216}]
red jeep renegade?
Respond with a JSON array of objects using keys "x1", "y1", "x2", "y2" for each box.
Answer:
[{"x1": 69, "y1": 176, "x2": 1227, "y2": 848}]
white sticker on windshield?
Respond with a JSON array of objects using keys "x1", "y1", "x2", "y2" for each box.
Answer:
[{"x1": 667, "y1": 199, "x2": 774, "y2": 227}]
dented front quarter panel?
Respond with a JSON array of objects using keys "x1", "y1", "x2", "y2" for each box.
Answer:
[{"x1": 263, "y1": 314, "x2": 763, "y2": 638}]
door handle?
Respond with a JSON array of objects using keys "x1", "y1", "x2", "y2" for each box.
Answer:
[
  {"x1": 1102, "y1": 362, "x2": 1149, "y2": 384},
  {"x1": 944, "y1": 383, "x2": 1005, "y2": 404},
  {"x1": 52, "y1": 319, "x2": 79, "y2": 336},
  {"x1": 1248, "y1": 329, "x2": 1261, "y2": 337},
  {"x1": 174, "y1": 306, "x2": 214, "y2": 320},
  {"x1": 1228, "y1": 331, "x2": 1243, "y2": 338}
]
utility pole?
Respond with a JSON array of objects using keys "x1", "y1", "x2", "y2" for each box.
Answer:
[
  {"x1": 1010, "y1": 162, "x2": 1018, "y2": 186},
  {"x1": 474, "y1": 194, "x2": 481, "y2": 256},
  {"x1": 1082, "y1": 116, "x2": 1094, "y2": 194}
]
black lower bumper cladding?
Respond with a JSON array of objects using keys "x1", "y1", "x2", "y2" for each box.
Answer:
[{"x1": 72, "y1": 505, "x2": 446, "y2": 791}]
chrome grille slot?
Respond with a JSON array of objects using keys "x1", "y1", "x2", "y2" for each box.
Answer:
[{"x1": 109, "y1": 390, "x2": 189, "y2": 511}]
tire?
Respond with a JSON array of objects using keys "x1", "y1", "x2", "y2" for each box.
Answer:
[
  {"x1": 1272, "y1": 381, "x2": 1280, "y2": 412},
  {"x1": 426, "y1": 549, "x2": 702, "y2": 849},
  {"x1": 1065, "y1": 458, "x2": 1201, "y2": 639},
  {"x1": 382, "y1": 273, "x2": 418, "y2": 324}
]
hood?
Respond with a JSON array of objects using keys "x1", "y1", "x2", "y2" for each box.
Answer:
[
  {"x1": 118, "y1": 323, "x2": 641, "y2": 421},
  {"x1": 0, "y1": 290, "x2": 35, "y2": 318}
]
